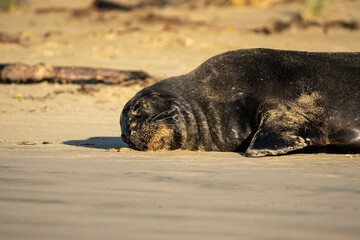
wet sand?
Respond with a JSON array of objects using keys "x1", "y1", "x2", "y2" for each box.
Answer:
[{"x1": 1, "y1": 0, "x2": 360, "y2": 239}]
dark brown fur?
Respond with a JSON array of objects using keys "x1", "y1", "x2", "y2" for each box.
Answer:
[{"x1": 120, "y1": 48, "x2": 360, "y2": 157}]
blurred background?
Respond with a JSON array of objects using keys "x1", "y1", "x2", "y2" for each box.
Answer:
[
  {"x1": 1, "y1": 4, "x2": 360, "y2": 240},
  {"x1": 0, "y1": 0, "x2": 359, "y2": 78}
]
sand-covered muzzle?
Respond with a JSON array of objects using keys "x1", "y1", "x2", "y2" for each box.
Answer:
[{"x1": 120, "y1": 92, "x2": 188, "y2": 151}]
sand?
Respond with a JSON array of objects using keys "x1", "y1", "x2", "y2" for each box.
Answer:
[{"x1": 1, "y1": 0, "x2": 360, "y2": 239}]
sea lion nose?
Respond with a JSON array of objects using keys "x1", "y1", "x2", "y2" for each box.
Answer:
[
  {"x1": 121, "y1": 133, "x2": 129, "y2": 143},
  {"x1": 128, "y1": 132, "x2": 148, "y2": 151}
]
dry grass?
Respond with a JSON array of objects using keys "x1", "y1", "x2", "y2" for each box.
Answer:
[
  {"x1": 300, "y1": 0, "x2": 327, "y2": 21},
  {"x1": 0, "y1": 0, "x2": 23, "y2": 11}
]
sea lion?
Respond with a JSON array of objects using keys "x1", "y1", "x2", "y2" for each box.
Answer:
[{"x1": 120, "y1": 48, "x2": 360, "y2": 157}]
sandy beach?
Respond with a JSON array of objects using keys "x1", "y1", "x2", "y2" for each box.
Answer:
[{"x1": 1, "y1": 0, "x2": 360, "y2": 239}]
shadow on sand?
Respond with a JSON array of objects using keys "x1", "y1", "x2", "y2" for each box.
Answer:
[
  {"x1": 63, "y1": 137, "x2": 128, "y2": 150},
  {"x1": 63, "y1": 137, "x2": 360, "y2": 155}
]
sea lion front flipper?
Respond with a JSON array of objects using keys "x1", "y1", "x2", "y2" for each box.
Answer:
[
  {"x1": 245, "y1": 94, "x2": 328, "y2": 157},
  {"x1": 245, "y1": 127, "x2": 317, "y2": 157}
]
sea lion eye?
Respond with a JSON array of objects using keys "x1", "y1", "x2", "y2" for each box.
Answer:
[{"x1": 151, "y1": 93, "x2": 161, "y2": 98}]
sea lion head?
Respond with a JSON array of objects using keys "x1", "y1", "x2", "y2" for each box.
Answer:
[{"x1": 120, "y1": 91, "x2": 185, "y2": 151}]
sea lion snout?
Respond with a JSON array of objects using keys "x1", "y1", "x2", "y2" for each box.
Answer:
[{"x1": 120, "y1": 94, "x2": 185, "y2": 151}]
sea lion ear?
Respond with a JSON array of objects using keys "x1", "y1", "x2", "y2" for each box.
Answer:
[{"x1": 245, "y1": 96, "x2": 328, "y2": 157}]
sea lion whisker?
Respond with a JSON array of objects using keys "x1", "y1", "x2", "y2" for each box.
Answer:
[
  {"x1": 149, "y1": 110, "x2": 177, "y2": 124},
  {"x1": 154, "y1": 115, "x2": 176, "y2": 123},
  {"x1": 146, "y1": 111, "x2": 167, "y2": 124}
]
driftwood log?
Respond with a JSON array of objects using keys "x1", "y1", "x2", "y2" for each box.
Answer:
[
  {"x1": 0, "y1": 62, "x2": 158, "y2": 86},
  {"x1": 251, "y1": 14, "x2": 360, "y2": 35},
  {"x1": 92, "y1": 0, "x2": 167, "y2": 11},
  {"x1": 0, "y1": 32, "x2": 21, "y2": 44},
  {"x1": 93, "y1": 0, "x2": 135, "y2": 11}
]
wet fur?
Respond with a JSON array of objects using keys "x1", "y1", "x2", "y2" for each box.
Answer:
[{"x1": 120, "y1": 48, "x2": 360, "y2": 157}]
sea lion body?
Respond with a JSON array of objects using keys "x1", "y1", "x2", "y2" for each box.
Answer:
[{"x1": 120, "y1": 48, "x2": 360, "y2": 157}]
